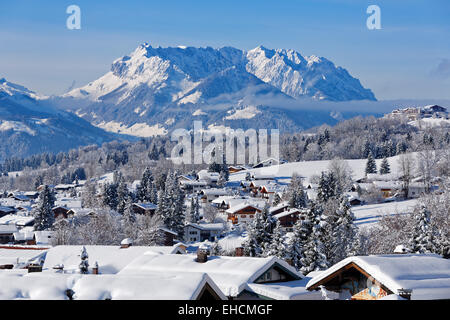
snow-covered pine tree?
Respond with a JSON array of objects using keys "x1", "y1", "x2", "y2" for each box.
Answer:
[
  {"x1": 122, "y1": 197, "x2": 136, "y2": 238},
  {"x1": 410, "y1": 204, "x2": 437, "y2": 254},
  {"x1": 332, "y1": 197, "x2": 358, "y2": 263},
  {"x1": 260, "y1": 202, "x2": 276, "y2": 235},
  {"x1": 187, "y1": 196, "x2": 201, "y2": 223},
  {"x1": 210, "y1": 237, "x2": 223, "y2": 256},
  {"x1": 287, "y1": 174, "x2": 307, "y2": 209},
  {"x1": 301, "y1": 202, "x2": 330, "y2": 273},
  {"x1": 79, "y1": 246, "x2": 89, "y2": 274},
  {"x1": 137, "y1": 167, "x2": 158, "y2": 204},
  {"x1": 116, "y1": 173, "x2": 129, "y2": 215},
  {"x1": 102, "y1": 182, "x2": 118, "y2": 211},
  {"x1": 160, "y1": 171, "x2": 185, "y2": 237},
  {"x1": 365, "y1": 151, "x2": 377, "y2": 175},
  {"x1": 317, "y1": 171, "x2": 337, "y2": 203},
  {"x1": 217, "y1": 171, "x2": 227, "y2": 188},
  {"x1": 242, "y1": 212, "x2": 267, "y2": 257},
  {"x1": 272, "y1": 193, "x2": 282, "y2": 206},
  {"x1": 33, "y1": 185, "x2": 56, "y2": 231},
  {"x1": 264, "y1": 220, "x2": 287, "y2": 259},
  {"x1": 136, "y1": 214, "x2": 166, "y2": 246},
  {"x1": 379, "y1": 157, "x2": 391, "y2": 175}
]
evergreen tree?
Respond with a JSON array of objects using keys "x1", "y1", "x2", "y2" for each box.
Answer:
[
  {"x1": 79, "y1": 246, "x2": 89, "y2": 274},
  {"x1": 136, "y1": 167, "x2": 158, "y2": 204},
  {"x1": 210, "y1": 237, "x2": 223, "y2": 256},
  {"x1": 217, "y1": 171, "x2": 227, "y2": 188},
  {"x1": 365, "y1": 151, "x2": 377, "y2": 175},
  {"x1": 187, "y1": 196, "x2": 201, "y2": 223},
  {"x1": 332, "y1": 197, "x2": 358, "y2": 262},
  {"x1": 302, "y1": 202, "x2": 329, "y2": 273},
  {"x1": 116, "y1": 173, "x2": 129, "y2": 215},
  {"x1": 317, "y1": 171, "x2": 337, "y2": 203},
  {"x1": 33, "y1": 185, "x2": 56, "y2": 231},
  {"x1": 286, "y1": 217, "x2": 310, "y2": 272},
  {"x1": 379, "y1": 157, "x2": 391, "y2": 175},
  {"x1": 410, "y1": 204, "x2": 436, "y2": 253},
  {"x1": 272, "y1": 193, "x2": 282, "y2": 206},
  {"x1": 157, "y1": 171, "x2": 185, "y2": 237},
  {"x1": 287, "y1": 174, "x2": 307, "y2": 209},
  {"x1": 264, "y1": 220, "x2": 287, "y2": 259},
  {"x1": 123, "y1": 197, "x2": 136, "y2": 238},
  {"x1": 102, "y1": 182, "x2": 118, "y2": 211},
  {"x1": 243, "y1": 212, "x2": 267, "y2": 257}
]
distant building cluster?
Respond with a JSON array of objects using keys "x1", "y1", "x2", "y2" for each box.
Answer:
[{"x1": 384, "y1": 105, "x2": 448, "y2": 121}]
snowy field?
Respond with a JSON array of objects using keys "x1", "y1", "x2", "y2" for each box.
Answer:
[
  {"x1": 352, "y1": 199, "x2": 418, "y2": 229},
  {"x1": 229, "y1": 154, "x2": 416, "y2": 185}
]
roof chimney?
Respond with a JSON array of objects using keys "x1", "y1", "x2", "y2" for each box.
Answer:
[
  {"x1": 397, "y1": 288, "x2": 412, "y2": 300},
  {"x1": 196, "y1": 243, "x2": 210, "y2": 263}
]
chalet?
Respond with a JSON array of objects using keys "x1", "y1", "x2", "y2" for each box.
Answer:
[
  {"x1": 54, "y1": 184, "x2": 75, "y2": 192},
  {"x1": 184, "y1": 223, "x2": 224, "y2": 243},
  {"x1": 197, "y1": 170, "x2": 219, "y2": 185},
  {"x1": 132, "y1": 203, "x2": 157, "y2": 216},
  {"x1": 0, "y1": 225, "x2": 17, "y2": 244},
  {"x1": 158, "y1": 227, "x2": 178, "y2": 246},
  {"x1": 24, "y1": 191, "x2": 39, "y2": 200},
  {"x1": 269, "y1": 202, "x2": 290, "y2": 216},
  {"x1": 228, "y1": 165, "x2": 247, "y2": 174},
  {"x1": 306, "y1": 254, "x2": 450, "y2": 300},
  {"x1": 67, "y1": 208, "x2": 96, "y2": 218},
  {"x1": 407, "y1": 182, "x2": 428, "y2": 198},
  {"x1": 180, "y1": 180, "x2": 207, "y2": 192},
  {"x1": 253, "y1": 158, "x2": 286, "y2": 169},
  {"x1": 258, "y1": 184, "x2": 287, "y2": 202},
  {"x1": 0, "y1": 206, "x2": 16, "y2": 218},
  {"x1": 199, "y1": 189, "x2": 230, "y2": 203},
  {"x1": 226, "y1": 203, "x2": 262, "y2": 224},
  {"x1": 274, "y1": 208, "x2": 304, "y2": 231},
  {"x1": 372, "y1": 181, "x2": 401, "y2": 198},
  {"x1": 117, "y1": 250, "x2": 314, "y2": 300},
  {"x1": 0, "y1": 214, "x2": 34, "y2": 229},
  {"x1": 52, "y1": 206, "x2": 70, "y2": 219}
]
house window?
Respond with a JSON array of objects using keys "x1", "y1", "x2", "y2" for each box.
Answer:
[
  {"x1": 249, "y1": 215, "x2": 254, "y2": 218},
  {"x1": 241, "y1": 215, "x2": 246, "y2": 218},
  {"x1": 190, "y1": 231, "x2": 198, "y2": 235}
]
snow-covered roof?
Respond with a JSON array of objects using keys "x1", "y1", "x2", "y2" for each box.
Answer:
[
  {"x1": 246, "y1": 278, "x2": 323, "y2": 300},
  {"x1": 118, "y1": 253, "x2": 302, "y2": 297},
  {"x1": 133, "y1": 203, "x2": 157, "y2": 210},
  {"x1": 0, "y1": 271, "x2": 225, "y2": 300},
  {"x1": 200, "y1": 188, "x2": 230, "y2": 196},
  {"x1": 185, "y1": 222, "x2": 224, "y2": 231},
  {"x1": 0, "y1": 214, "x2": 34, "y2": 227},
  {"x1": 274, "y1": 208, "x2": 302, "y2": 220},
  {"x1": 0, "y1": 248, "x2": 47, "y2": 266},
  {"x1": 306, "y1": 254, "x2": 450, "y2": 300},
  {"x1": 0, "y1": 273, "x2": 78, "y2": 300},
  {"x1": 72, "y1": 272, "x2": 225, "y2": 300},
  {"x1": 34, "y1": 231, "x2": 53, "y2": 245},
  {"x1": 43, "y1": 245, "x2": 185, "y2": 274},
  {"x1": 0, "y1": 224, "x2": 18, "y2": 234},
  {"x1": 225, "y1": 202, "x2": 263, "y2": 214}
]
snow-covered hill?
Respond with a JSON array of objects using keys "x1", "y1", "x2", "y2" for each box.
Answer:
[
  {"x1": 52, "y1": 43, "x2": 377, "y2": 136},
  {"x1": 0, "y1": 78, "x2": 122, "y2": 160}
]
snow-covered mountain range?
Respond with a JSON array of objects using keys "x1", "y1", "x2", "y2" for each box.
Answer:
[
  {"x1": 0, "y1": 78, "x2": 120, "y2": 160},
  {"x1": 52, "y1": 44, "x2": 376, "y2": 136}
]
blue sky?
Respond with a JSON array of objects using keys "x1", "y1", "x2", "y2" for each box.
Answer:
[{"x1": 0, "y1": 0, "x2": 449, "y2": 100}]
